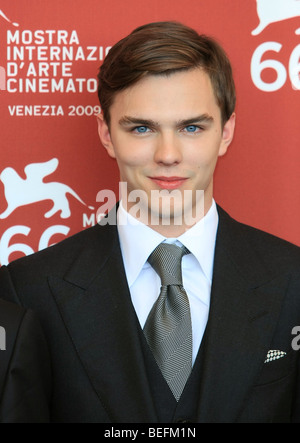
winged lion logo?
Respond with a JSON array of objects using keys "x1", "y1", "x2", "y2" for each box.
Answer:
[
  {"x1": 0, "y1": 8, "x2": 19, "y2": 27},
  {"x1": 0, "y1": 158, "x2": 94, "y2": 219},
  {"x1": 252, "y1": 0, "x2": 300, "y2": 35}
]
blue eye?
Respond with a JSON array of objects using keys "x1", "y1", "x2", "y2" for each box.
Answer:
[
  {"x1": 135, "y1": 126, "x2": 149, "y2": 133},
  {"x1": 185, "y1": 125, "x2": 198, "y2": 132}
]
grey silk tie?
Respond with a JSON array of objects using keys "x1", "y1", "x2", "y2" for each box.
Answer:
[{"x1": 143, "y1": 243, "x2": 193, "y2": 401}]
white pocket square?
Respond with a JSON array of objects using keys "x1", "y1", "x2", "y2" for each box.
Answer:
[{"x1": 264, "y1": 350, "x2": 286, "y2": 363}]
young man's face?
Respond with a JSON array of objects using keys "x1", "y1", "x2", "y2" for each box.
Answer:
[{"x1": 98, "y1": 68, "x2": 235, "y2": 235}]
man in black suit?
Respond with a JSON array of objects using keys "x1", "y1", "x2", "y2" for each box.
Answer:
[{"x1": 0, "y1": 21, "x2": 299, "y2": 423}]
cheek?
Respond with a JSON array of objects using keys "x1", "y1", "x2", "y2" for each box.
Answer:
[
  {"x1": 112, "y1": 133, "x2": 150, "y2": 161},
  {"x1": 191, "y1": 149, "x2": 220, "y2": 179},
  {"x1": 116, "y1": 153, "x2": 147, "y2": 169},
  {"x1": 113, "y1": 151, "x2": 150, "y2": 181},
  {"x1": 115, "y1": 145, "x2": 153, "y2": 169},
  {"x1": 190, "y1": 151, "x2": 217, "y2": 170},
  {"x1": 199, "y1": 139, "x2": 224, "y2": 166}
]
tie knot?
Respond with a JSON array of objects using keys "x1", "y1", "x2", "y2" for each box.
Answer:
[{"x1": 148, "y1": 243, "x2": 190, "y2": 286}]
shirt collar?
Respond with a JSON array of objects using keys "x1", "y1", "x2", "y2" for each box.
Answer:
[
  {"x1": 176, "y1": 201, "x2": 218, "y2": 282},
  {"x1": 117, "y1": 200, "x2": 218, "y2": 287}
]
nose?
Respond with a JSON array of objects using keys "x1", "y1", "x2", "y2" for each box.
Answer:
[{"x1": 153, "y1": 133, "x2": 182, "y2": 165}]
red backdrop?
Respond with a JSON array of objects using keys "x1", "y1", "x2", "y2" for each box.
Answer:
[{"x1": 0, "y1": 0, "x2": 299, "y2": 265}]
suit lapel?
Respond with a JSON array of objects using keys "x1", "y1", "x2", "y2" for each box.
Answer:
[
  {"x1": 48, "y1": 223, "x2": 157, "y2": 423},
  {"x1": 196, "y1": 207, "x2": 290, "y2": 422}
]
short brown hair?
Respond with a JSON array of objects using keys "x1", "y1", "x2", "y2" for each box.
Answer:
[{"x1": 97, "y1": 21, "x2": 236, "y2": 126}]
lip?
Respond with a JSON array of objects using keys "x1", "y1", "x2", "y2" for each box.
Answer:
[{"x1": 149, "y1": 176, "x2": 188, "y2": 190}]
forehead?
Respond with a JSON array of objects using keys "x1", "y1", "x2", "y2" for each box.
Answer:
[{"x1": 109, "y1": 68, "x2": 221, "y2": 122}]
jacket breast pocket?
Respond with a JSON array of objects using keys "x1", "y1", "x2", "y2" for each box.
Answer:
[
  {"x1": 238, "y1": 351, "x2": 298, "y2": 422},
  {"x1": 255, "y1": 350, "x2": 295, "y2": 386}
]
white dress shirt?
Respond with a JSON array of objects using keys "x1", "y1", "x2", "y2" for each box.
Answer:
[{"x1": 117, "y1": 200, "x2": 219, "y2": 365}]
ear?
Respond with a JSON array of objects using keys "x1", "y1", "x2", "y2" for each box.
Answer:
[
  {"x1": 96, "y1": 113, "x2": 116, "y2": 159},
  {"x1": 218, "y1": 113, "x2": 236, "y2": 157}
]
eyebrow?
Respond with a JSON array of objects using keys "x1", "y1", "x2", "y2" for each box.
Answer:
[{"x1": 118, "y1": 114, "x2": 214, "y2": 128}]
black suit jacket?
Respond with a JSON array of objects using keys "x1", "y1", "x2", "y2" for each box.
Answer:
[
  {"x1": 0, "y1": 299, "x2": 51, "y2": 422},
  {"x1": 0, "y1": 206, "x2": 299, "y2": 423}
]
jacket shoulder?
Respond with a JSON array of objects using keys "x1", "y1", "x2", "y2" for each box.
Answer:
[
  {"x1": 4, "y1": 223, "x2": 117, "y2": 280},
  {"x1": 217, "y1": 206, "x2": 300, "y2": 272}
]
